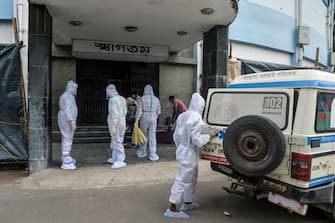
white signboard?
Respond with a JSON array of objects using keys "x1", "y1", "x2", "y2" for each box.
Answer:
[
  {"x1": 207, "y1": 92, "x2": 288, "y2": 129},
  {"x1": 72, "y1": 39, "x2": 169, "y2": 62}
]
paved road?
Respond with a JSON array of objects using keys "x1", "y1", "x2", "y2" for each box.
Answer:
[
  {"x1": 0, "y1": 179, "x2": 332, "y2": 223},
  {"x1": 1, "y1": 144, "x2": 332, "y2": 222}
]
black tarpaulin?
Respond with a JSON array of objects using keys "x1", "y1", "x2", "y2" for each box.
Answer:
[
  {"x1": 240, "y1": 59, "x2": 313, "y2": 74},
  {"x1": 0, "y1": 43, "x2": 27, "y2": 161}
]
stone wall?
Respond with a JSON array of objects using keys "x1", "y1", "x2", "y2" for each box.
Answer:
[
  {"x1": 51, "y1": 57, "x2": 76, "y2": 131},
  {"x1": 159, "y1": 63, "x2": 194, "y2": 125}
]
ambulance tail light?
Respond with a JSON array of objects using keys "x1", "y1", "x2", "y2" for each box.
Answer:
[{"x1": 291, "y1": 153, "x2": 312, "y2": 181}]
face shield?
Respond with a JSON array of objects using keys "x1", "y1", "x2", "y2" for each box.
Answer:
[
  {"x1": 106, "y1": 84, "x2": 119, "y2": 99},
  {"x1": 66, "y1": 80, "x2": 78, "y2": 96}
]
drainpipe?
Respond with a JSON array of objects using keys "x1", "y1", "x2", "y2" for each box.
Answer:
[
  {"x1": 328, "y1": 0, "x2": 335, "y2": 71},
  {"x1": 297, "y1": 0, "x2": 303, "y2": 66},
  {"x1": 192, "y1": 43, "x2": 198, "y2": 93},
  {"x1": 196, "y1": 41, "x2": 203, "y2": 93}
]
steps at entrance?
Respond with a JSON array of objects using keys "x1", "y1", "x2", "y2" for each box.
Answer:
[
  {"x1": 52, "y1": 125, "x2": 172, "y2": 144},
  {"x1": 73, "y1": 126, "x2": 111, "y2": 143},
  {"x1": 52, "y1": 126, "x2": 130, "y2": 144}
]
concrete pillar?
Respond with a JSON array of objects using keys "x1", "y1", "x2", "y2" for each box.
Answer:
[
  {"x1": 28, "y1": 4, "x2": 52, "y2": 174},
  {"x1": 201, "y1": 25, "x2": 229, "y2": 99}
]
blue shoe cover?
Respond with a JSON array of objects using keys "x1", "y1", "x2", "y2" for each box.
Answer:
[
  {"x1": 163, "y1": 209, "x2": 189, "y2": 219},
  {"x1": 180, "y1": 202, "x2": 200, "y2": 212},
  {"x1": 149, "y1": 153, "x2": 159, "y2": 161},
  {"x1": 62, "y1": 155, "x2": 76, "y2": 165},
  {"x1": 136, "y1": 149, "x2": 147, "y2": 158},
  {"x1": 111, "y1": 161, "x2": 126, "y2": 169},
  {"x1": 61, "y1": 162, "x2": 77, "y2": 170}
]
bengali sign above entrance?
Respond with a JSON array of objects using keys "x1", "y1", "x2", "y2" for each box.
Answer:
[{"x1": 72, "y1": 39, "x2": 169, "y2": 62}]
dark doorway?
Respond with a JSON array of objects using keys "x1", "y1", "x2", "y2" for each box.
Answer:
[{"x1": 76, "y1": 60, "x2": 159, "y2": 126}]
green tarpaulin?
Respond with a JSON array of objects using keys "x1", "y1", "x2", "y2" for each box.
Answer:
[{"x1": 0, "y1": 43, "x2": 27, "y2": 162}]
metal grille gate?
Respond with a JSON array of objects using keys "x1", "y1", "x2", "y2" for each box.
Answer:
[{"x1": 76, "y1": 60, "x2": 159, "y2": 126}]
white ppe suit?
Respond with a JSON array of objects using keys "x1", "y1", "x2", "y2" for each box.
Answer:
[
  {"x1": 106, "y1": 84, "x2": 127, "y2": 169},
  {"x1": 135, "y1": 85, "x2": 161, "y2": 161},
  {"x1": 58, "y1": 80, "x2": 78, "y2": 170},
  {"x1": 169, "y1": 93, "x2": 210, "y2": 204}
]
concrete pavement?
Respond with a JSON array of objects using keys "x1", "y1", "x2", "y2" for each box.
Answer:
[
  {"x1": 0, "y1": 179, "x2": 332, "y2": 223},
  {"x1": 1, "y1": 143, "x2": 218, "y2": 190},
  {"x1": 0, "y1": 143, "x2": 333, "y2": 222},
  {"x1": 20, "y1": 159, "x2": 218, "y2": 190}
]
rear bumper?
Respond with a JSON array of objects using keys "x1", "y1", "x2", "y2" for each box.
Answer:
[
  {"x1": 211, "y1": 162, "x2": 334, "y2": 204},
  {"x1": 292, "y1": 182, "x2": 334, "y2": 204}
]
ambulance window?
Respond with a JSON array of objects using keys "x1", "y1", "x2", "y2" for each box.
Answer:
[
  {"x1": 315, "y1": 92, "x2": 335, "y2": 132},
  {"x1": 207, "y1": 91, "x2": 289, "y2": 130}
]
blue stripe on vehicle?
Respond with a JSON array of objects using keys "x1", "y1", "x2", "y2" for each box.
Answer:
[
  {"x1": 307, "y1": 135, "x2": 335, "y2": 145},
  {"x1": 228, "y1": 80, "x2": 335, "y2": 89},
  {"x1": 309, "y1": 175, "x2": 335, "y2": 187}
]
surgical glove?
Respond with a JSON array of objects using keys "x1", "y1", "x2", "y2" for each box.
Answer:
[
  {"x1": 208, "y1": 128, "x2": 220, "y2": 138},
  {"x1": 71, "y1": 121, "x2": 77, "y2": 131},
  {"x1": 111, "y1": 126, "x2": 116, "y2": 135}
]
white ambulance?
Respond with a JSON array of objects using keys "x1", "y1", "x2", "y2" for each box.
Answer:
[{"x1": 202, "y1": 69, "x2": 335, "y2": 218}]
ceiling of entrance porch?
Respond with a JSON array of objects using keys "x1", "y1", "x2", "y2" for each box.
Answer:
[{"x1": 30, "y1": 0, "x2": 238, "y2": 52}]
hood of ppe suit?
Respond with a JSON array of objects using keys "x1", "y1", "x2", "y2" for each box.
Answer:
[
  {"x1": 143, "y1": 85, "x2": 154, "y2": 96},
  {"x1": 106, "y1": 84, "x2": 119, "y2": 98},
  {"x1": 188, "y1": 93, "x2": 205, "y2": 115},
  {"x1": 66, "y1": 80, "x2": 78, "y2": 96}
]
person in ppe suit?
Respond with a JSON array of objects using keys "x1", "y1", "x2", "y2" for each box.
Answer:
[
  {"x1": 164, "y1": 93, "x2": 219, "y2": 219},
  {"x1": 135, "y1": 84, "x2": 161, "y2": 161},
  {"x1": 58, "y1": 80, "x2": 78, "y2": 170},
  {"x1": 106, "y1": 84, "x2": 128, "y2": 169}
]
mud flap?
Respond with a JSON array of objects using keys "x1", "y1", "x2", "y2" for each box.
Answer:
[{"x1": 268, "y1": 192, "x2": 308, "y2": 215}]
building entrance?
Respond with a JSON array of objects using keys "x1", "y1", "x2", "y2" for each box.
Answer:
[{"x1": 76, "y1": 60, "x2": 159, "y2": 126}]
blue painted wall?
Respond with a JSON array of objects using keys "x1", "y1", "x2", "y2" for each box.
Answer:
[
  {"x1": 229, "y1": 0, "x2": 329, "y2": 66},
  {"x1": 304, "y1": 27, "x2": 328, "y2": 66},
  {"x1": 229, "y1": 1, "x2": 296, "y2": 53},
  {"x1": 0, "y1": 0, "x2": 13, "y2": 20}
]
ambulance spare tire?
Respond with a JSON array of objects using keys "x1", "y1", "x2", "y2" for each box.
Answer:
[{"x1": 224, "y1": 115, "x2": 285, "y2": 177}]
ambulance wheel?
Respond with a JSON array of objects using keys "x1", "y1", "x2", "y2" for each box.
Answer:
[{"x1": 224, "y1": 115, "x2": 286, "y2": 177}]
